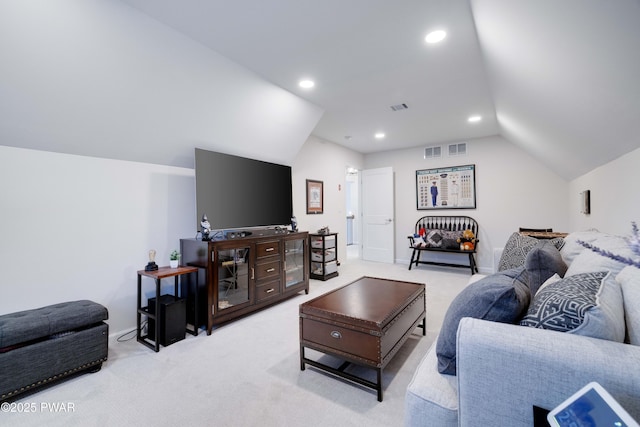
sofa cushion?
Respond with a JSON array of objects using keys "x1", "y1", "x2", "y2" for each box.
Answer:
[
  {"x1": 436, "y1": 267, "x2": 530, "y2": 375},
  {"x1": 0, "y1": 300, "x2": 108, "y2": 348},
  {"x1": 524, "y1": 242, "x2": 568, "y2": 295},
  {"x1": 520, "y1": 271, "x2": 625, "y2": 342},
  {"x1": 405, "y1": 345, "x2": 459, "y2": 427},
  {"x1": 498, "y1": 232, "x2": 564, "y2": 271},
  {"x1": 616, "y1": 266, "x2": 640, "y2": 345}
]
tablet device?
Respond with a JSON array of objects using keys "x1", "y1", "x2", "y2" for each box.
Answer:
[{"x1": 547, "y1": 382, "x2": 639, "y2": 427}]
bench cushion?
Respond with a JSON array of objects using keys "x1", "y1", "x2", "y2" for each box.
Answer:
[{"x1": 0, "y1": 300, "x2": 108, "y2": 349}]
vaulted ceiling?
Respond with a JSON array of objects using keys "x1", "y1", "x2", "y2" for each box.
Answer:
[
  {"x1": 3, "y1": 1, "x2": 639, "y2": 180},
  {"x1": 117, "y1": 0, "x2": 640, "y2": 180}
]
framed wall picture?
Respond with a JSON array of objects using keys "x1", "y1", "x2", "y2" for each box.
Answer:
[
  {"x1": 306, "y1": 179, "x2": 324, "y2": 214},
  {"x1": 416, "y1": 164, "x2": 476, "y2": 210}
]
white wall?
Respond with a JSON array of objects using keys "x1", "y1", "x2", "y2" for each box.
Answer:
[
  {"x1": 364, "y1": 135, "x2": 569, "y2": 272},
  {"x1": 293, "y1": 135, "x2": 364, "y2": 261},
  {"x1": 0, "y1": 146, "x2": 195, "y2": 335},
  {"x1": 569, "y1": 147, "x2": 640, "y2": 235}
]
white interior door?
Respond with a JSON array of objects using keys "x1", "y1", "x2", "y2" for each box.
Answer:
[{"x1": 361, "y1": 167, "x2": 394, "y2": 263}]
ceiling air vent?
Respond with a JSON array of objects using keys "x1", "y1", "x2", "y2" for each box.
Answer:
[
  {"x1": 424, "y1": 145, "x2": 442, "y2": 159},
  {"x1": 390, "y1": 103, "x2": 408, "y2": 111}
]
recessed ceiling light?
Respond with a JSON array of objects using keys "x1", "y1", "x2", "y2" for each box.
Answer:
[
  {"x1": 425, "y1": 30, "x2": 446, "y2": 44},
  {"x1": 468, "y1": 115, "x2": 482, "y2": 123},
  {"x1": 374, "y1": 132, "x2": 385, "y2": 139},
  {"x1": 299, "y1": 79, "x2": 315, "y2": 89}
]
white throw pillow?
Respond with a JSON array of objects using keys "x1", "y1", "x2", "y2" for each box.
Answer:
[
  {"x1": 565, "y1": 234, "x2": 633, "y2": 279},
  {"x1": 560, "y1": 230, "x2": 601, "y2": 266}
]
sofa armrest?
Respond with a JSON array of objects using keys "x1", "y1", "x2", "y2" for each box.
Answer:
[{"x1": 456, "y1": 317, "x2": 640, "y2": 427}]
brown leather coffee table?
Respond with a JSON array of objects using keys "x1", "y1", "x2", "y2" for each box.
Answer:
[{"x1": 299, "y1": 276, "x2": 426, "y2": 401}]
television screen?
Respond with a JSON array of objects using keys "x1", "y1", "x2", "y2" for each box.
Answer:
[{"x1": 195, "y1": 148, "x2": 293, "y2": 231}]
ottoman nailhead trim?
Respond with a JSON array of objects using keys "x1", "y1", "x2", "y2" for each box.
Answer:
[{"x1": 1, "y1": 357, "x2": 107, "y2": 400}]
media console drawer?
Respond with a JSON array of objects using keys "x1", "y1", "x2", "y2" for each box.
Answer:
[
  {"x1": 256, "y1": 241, "x2": 280, "y2": 258},
  {"x1": 255, "y1": 259, "x2": 281, "y2": 280},
  {"x1": 256, "y1": 279, "x2": 281, "y2": 302}
]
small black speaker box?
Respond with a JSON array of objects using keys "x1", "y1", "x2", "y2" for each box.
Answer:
[{"x1": 148, "y1": 294, "x2": 186, "y2": 347}]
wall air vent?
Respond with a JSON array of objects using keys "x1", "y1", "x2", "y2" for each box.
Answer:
[
  {"x1": 448, "y1": 142, "x2": 467, "y2": 156},
  {"x1": 390, "y1": 103, "x2": 408, "y2": 111},
  {"x1": 424, "y1": 145, "x2": 442, "y2": 159}
]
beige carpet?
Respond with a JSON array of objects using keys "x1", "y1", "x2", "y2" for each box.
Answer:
[{"x1": 4, "y1": 259, "x2": 471, "y2": 427}]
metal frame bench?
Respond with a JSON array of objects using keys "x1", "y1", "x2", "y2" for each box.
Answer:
[{"x1": 407, "y1": 215, "x2": 479, "y2": 274}]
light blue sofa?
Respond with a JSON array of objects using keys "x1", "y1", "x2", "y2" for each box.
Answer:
[{"x1": 405, "y1": 231, "x2": 640, "y2": 426}]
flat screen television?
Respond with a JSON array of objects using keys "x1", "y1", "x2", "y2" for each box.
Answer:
[{"x1": 195, "y1": 148, "x2": 293, "y2": 232}]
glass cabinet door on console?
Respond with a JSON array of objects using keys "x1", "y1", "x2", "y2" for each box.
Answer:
[
  {"x1": 284, "y1": 238, "x2": 306, "y2": 289},
  {"x1": 215, "y1": 245, "x2": 251, "y2": 312}
]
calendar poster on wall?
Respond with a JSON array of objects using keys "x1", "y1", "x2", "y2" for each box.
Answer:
[{"x1": 416, "y1": 164, "x2": 476, "y2": 210}]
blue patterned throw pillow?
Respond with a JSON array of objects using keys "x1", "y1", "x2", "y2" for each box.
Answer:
[
  {"x1": 520, "y1": 270, "x2": 625, "y2": 342},
  {"x1": 520, "y1": 272, "x2": 607, "y2": 332}
]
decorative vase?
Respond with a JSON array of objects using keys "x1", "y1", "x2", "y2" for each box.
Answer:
[{"x1": 169, "y1": 259, "x2": 179, "y2": 268}]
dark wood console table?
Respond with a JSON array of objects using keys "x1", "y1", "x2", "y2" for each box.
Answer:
[{"x1": 181, "y1": 231, "x2": 309, "y2": 335}]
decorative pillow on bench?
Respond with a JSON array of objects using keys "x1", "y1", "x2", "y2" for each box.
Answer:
[{"x1": 423, "y1": 229, "x2": 462, "y2": 249}]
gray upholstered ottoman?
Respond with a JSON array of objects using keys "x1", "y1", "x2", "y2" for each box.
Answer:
[{"x1": 0, "y1": 300, "x2": 108, "y2": 401}]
